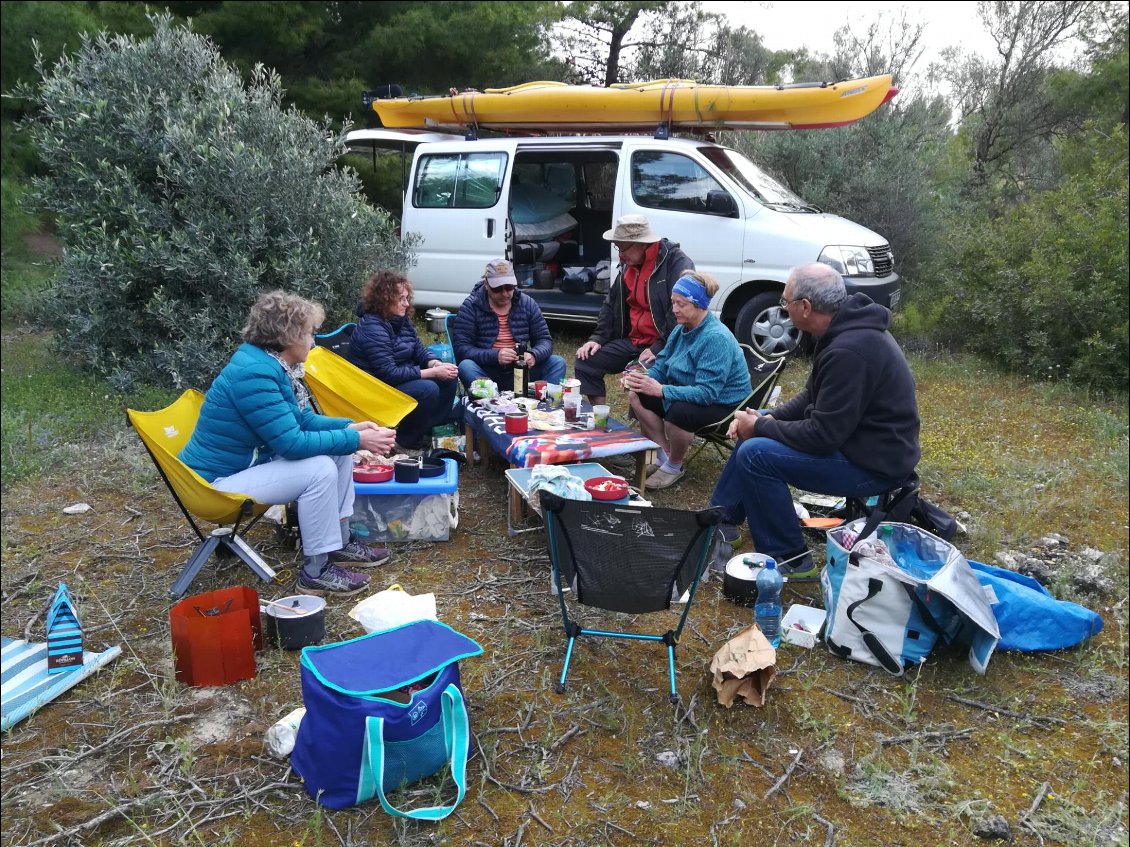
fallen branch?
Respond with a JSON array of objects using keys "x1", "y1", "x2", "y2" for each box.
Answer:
[
  {"x1": 813, "y1": 812, "x2": 836, "y2": 847},
  {"x1": 527, "y1": 805, "x2": 553, "y2": 833},
  {"x1": 23, "y1": 795, "x2": 154, "y2": 847},
  {"x1": 763, "y1": 748, "x2": 804, "y2": 800},
  {"x1": 881, "y1": 727, "x2": 974, "y2": 746},
  {"x1": 947, "y1": 695, "x2": 1067, "y2": 726}
]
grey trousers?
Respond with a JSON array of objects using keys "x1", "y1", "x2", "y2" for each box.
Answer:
[{"x1": 213, "y1": 454, "x2": 353, "y2": 557}]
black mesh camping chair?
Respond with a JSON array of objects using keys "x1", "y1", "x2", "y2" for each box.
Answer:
[
  {"x1": 682, "y1": 344, "x2": 787, "y2": 470},
  {"x1": 539, "y1": 491, "x2": 722, "y2": 704}
]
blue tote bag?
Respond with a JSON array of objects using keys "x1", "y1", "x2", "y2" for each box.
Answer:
[{"x1": 291, "y1": 619, "x2": 483, "y2": 818}]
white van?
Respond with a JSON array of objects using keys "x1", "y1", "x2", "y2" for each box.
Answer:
[{"x1": 345, "y1": 129, "x2": 899, "y2": 357}]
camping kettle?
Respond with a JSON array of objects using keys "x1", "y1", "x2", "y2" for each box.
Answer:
[{"x1": 425, "y1": 308, "x2": 451, "y2": 335}]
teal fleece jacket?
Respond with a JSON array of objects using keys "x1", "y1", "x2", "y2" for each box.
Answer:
[
  {"x1": 180, "y1": 343, "x2": 358, "y2": 483},
  {"x1": 647, "y1": 312, "x2": 751, "y2": 412}
]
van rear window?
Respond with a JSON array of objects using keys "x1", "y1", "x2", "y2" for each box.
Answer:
[{"x1": 414, "y1": 152, "x2": 508, "y2": 209}]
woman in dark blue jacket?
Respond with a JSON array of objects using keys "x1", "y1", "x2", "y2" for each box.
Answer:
[{"x1": 348, "y1": 270, "x2": 459, "y2": 453}]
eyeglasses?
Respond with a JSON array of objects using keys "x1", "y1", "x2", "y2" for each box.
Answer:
[
  {"x1": 779, "y1": 296, "x2": 807, "y2": 309},
  {"x1": 398, "y1": 294, "x2": 412, "y2": 304},
  {"x1": 492, "y1": 286, "x2": 516, "y2": 294},
  {"x1": 614, "y1": 242, "x2": 639, "y2": 252}
]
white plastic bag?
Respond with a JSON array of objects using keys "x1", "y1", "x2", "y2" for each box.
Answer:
[{"x1": 349, "y1": 585, "x2": 438, "y2": 634}]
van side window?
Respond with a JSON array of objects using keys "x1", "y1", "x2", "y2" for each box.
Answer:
[
  {"x1": 414, "y1": 152, "x2": 507, "y2": 209},
  {"x1": 631, "y1": 151, "x2": 727, "y2": 214}
]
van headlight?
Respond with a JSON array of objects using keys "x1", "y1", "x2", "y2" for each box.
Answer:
[{"x1": 818, "y1": 246, "x2": 874, "y2": 276}]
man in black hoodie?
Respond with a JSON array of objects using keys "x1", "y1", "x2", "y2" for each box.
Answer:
[{"x1": 710, "y1": 263, "x2": 920, "y2": 577}]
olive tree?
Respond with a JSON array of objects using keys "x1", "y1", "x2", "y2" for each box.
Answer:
[{"x1": 20, "y1": 13, "x2": 408, "y2": 390}]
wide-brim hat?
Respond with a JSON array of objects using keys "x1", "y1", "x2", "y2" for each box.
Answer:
[{"x1": 603, "y1": 214, "x2": 661, "y2": 243}]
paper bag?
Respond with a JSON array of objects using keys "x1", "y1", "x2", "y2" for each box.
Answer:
[{"x1": 709, "y1": 624, "x2": 776, "y2": 707}]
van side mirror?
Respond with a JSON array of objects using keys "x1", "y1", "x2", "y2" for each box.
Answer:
[{"x1": 706, "y1": 190, "x2": 737, "y2": 217}]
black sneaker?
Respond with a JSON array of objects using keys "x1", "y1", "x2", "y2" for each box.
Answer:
[{"x1": 296, "y1": 563, "x2": 371, "y2": 596}]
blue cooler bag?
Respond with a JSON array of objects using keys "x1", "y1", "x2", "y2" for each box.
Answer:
[{"x1": 291, "y1": 620, "x2": 483, "y2": 818}]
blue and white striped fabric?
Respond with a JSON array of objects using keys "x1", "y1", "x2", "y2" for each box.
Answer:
[{"x1": 1, "y1": 636, "x2": 121, "y2": 731}]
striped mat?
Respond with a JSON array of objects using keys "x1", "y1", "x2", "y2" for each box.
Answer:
[{"x1": 1, "y1": 636, "x2": 122, "y2": 731}]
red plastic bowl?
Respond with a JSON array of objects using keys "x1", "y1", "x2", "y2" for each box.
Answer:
[
  {"x1": 584, "y1": 476, "x2": 629, "y2": 501},
  {"x1": 353, "y1": 465, "x2": 394, "y2": 484}
]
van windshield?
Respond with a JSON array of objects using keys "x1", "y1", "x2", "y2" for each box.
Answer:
[{"x1": 698, "y1": 146, "x2": 817, "y2": 211}]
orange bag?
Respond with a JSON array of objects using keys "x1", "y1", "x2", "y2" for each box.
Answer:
[{"x1": 170, "y1": 586, "x2": 262, "y2": 687}]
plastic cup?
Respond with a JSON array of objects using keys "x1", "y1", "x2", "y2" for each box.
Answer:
[
  {"x1": 563, "y1": 395, "x2": 581, "y2": 422},
  {"x1": 533, "y1": 380, "x2": 548, "y2": 400},
  {"x1": 593, "y1": 404, "x2": 610, "y2": 429},
  {"x1": 546, "y1": 383, "x2": 563, "y2": 407}
]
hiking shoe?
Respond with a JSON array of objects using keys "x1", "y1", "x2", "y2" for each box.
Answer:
[
  {"x1": 603, "y1": 453, "x2": 637, "y2": 474},
  {"x1": 330, "y1": 541, "x2": 391, "y2": 567},
  {"x1": 718, "y1": 523, "x2": 742, "y2": 545},
  {"x1": 646, "y1": 467, "x2": 684, "y2": 490},
  {"x1": 709, "y1": 541, "x2": 733, "y2": 574},
  {"x1": 644, "y1": 462, "x2": 661, "y2": 476},
  {"x1": 297, "y1": 563, "x2": 371, "y2": 596},
  {"x1": 779, "y1": 551, "x2": 819, "y2": 582},
  {"x1": 393, "y1": 443, "x2": 425, "y2": 458}
]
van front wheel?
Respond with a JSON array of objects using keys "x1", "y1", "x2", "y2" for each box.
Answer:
[{"x1": 734, "y1": 292, "x2": 799, "y2": 359}]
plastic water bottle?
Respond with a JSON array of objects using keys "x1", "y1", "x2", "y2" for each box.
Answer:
[
  {"x1": 264, "y1": 707, "x2": 306, "y2": 758},
  {"x1": 754, "y1": 558, "x2": 784, "y2": 648}
]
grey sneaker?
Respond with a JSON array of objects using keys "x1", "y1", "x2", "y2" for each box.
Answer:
[
  {"x1": 297, "y1": 563, "x2": 371, "y2": 596},
  {"x1": 393, "y1": 443, "x2": 425, "y2": 458},
  {"x1": 647, "y1": 467, "x2": 684, "y2": 490},
  {"x1": 330, "y1": 541, "x2": 391, "y2": 567}
]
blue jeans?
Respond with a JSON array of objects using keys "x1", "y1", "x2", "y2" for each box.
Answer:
[
  {"x1": 458, "y1": 355, "x2": 567, "y2": 393},
  {"x1": 710, "y1": 437, "x2": 904, "y2": 561},
  {"x1": 395, "y1": 377, "x2": 459, "y2": 448}
]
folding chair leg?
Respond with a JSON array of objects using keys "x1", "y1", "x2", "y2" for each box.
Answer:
[
  {"x1": 222, "y1": 532, "x2": 276, "y2": 583},
  {"x1": 171, "y1": 535, "x2": 222, "y2": 597},
  {"x1": 556, "y1": 635, "x2": 577, "y2": 694},
  {"x1": 169, "y1": 528, "x2": 275, "y2": 598},
  {"x1": 666, "y1": 642, "x2": 679, "y2": 704}
]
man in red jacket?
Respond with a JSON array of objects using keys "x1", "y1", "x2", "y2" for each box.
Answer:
[{"x1": 574, "y1": 214, "x2": 694, "y2": 405}]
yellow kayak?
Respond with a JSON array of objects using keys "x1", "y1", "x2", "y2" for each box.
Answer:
[{"x1": 372, "y1": 75, "x2": 897, "y2": 132}]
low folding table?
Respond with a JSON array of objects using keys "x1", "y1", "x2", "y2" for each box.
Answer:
[{"x1": 463, "y1": 400, "x2": 658, "y2": 492}]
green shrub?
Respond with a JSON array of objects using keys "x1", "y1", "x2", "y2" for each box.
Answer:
[
  {"x1": 935, "y1": 124, "x2": 1128, "y2": 394},
  {"x1": 18, "y1": 13, "x2": 409, "y2": 390}
]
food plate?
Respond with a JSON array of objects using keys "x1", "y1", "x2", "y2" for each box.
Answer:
[
  {"x1": 584, "y1": 476, "x2": 629, "y2": 501},
  {"x1": 353, "y1": 465, "x2": 393, "y2": 483}
]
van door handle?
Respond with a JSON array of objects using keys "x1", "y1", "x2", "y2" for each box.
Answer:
[{"x1": 486, "y1": 218, "x2": 495, "y2": 238}]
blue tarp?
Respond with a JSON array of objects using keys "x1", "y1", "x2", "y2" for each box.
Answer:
[{"x1": 969, "y1": 560, "x2": 1104, "y2": 651}]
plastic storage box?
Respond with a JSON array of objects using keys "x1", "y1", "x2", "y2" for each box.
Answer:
[{"x1": 350, "y1": 459, "x2": 459, "y2": 542}]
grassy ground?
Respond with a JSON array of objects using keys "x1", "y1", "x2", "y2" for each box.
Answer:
[{"x1": 2, "y1": 273, "x2": 1127, "y2": 846}]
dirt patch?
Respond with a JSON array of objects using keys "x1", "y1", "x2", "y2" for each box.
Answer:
[{"x1": 1, "y1": 452, "x2": 1127, "y2": 847}]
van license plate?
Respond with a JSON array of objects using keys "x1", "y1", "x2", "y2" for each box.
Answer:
[{"x1": 889, "y1": 289, "x2": 901, "y2": 308}]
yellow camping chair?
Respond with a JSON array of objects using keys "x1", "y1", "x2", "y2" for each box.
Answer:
[
  {"x1": 304, "y1": 342, "x2": 417, "y2": 428},
  {"x1": 127, "y1": 390, "x2": 276, "y2": 597}
]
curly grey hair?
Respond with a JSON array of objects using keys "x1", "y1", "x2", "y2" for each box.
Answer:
[
  {"x1": 242, "y1": 290, "x2": 325, "y2": 351},
  {"x1": 788, "y1": 263, "x2": 846, "y2": 314}
]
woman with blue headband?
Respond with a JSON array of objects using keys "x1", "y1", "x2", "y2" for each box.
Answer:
[{"x1": 623, "y1": 271, "x2": 751, "y2": 490}]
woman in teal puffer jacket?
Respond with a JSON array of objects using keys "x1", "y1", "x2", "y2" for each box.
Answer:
[{"x1": 180, "y1": 291, "x2": 397, "y2": 596}]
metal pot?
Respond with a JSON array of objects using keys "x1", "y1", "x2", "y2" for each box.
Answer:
[
  {"x1": 722, "y1": 554, "x2": 772, "y2": 607},
  {"x1": 425, "y1": 308, "x2": 451, "y2": 335},
  {"x1": 262, "y1": 595, "x2": 326, "y2": 650}
]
